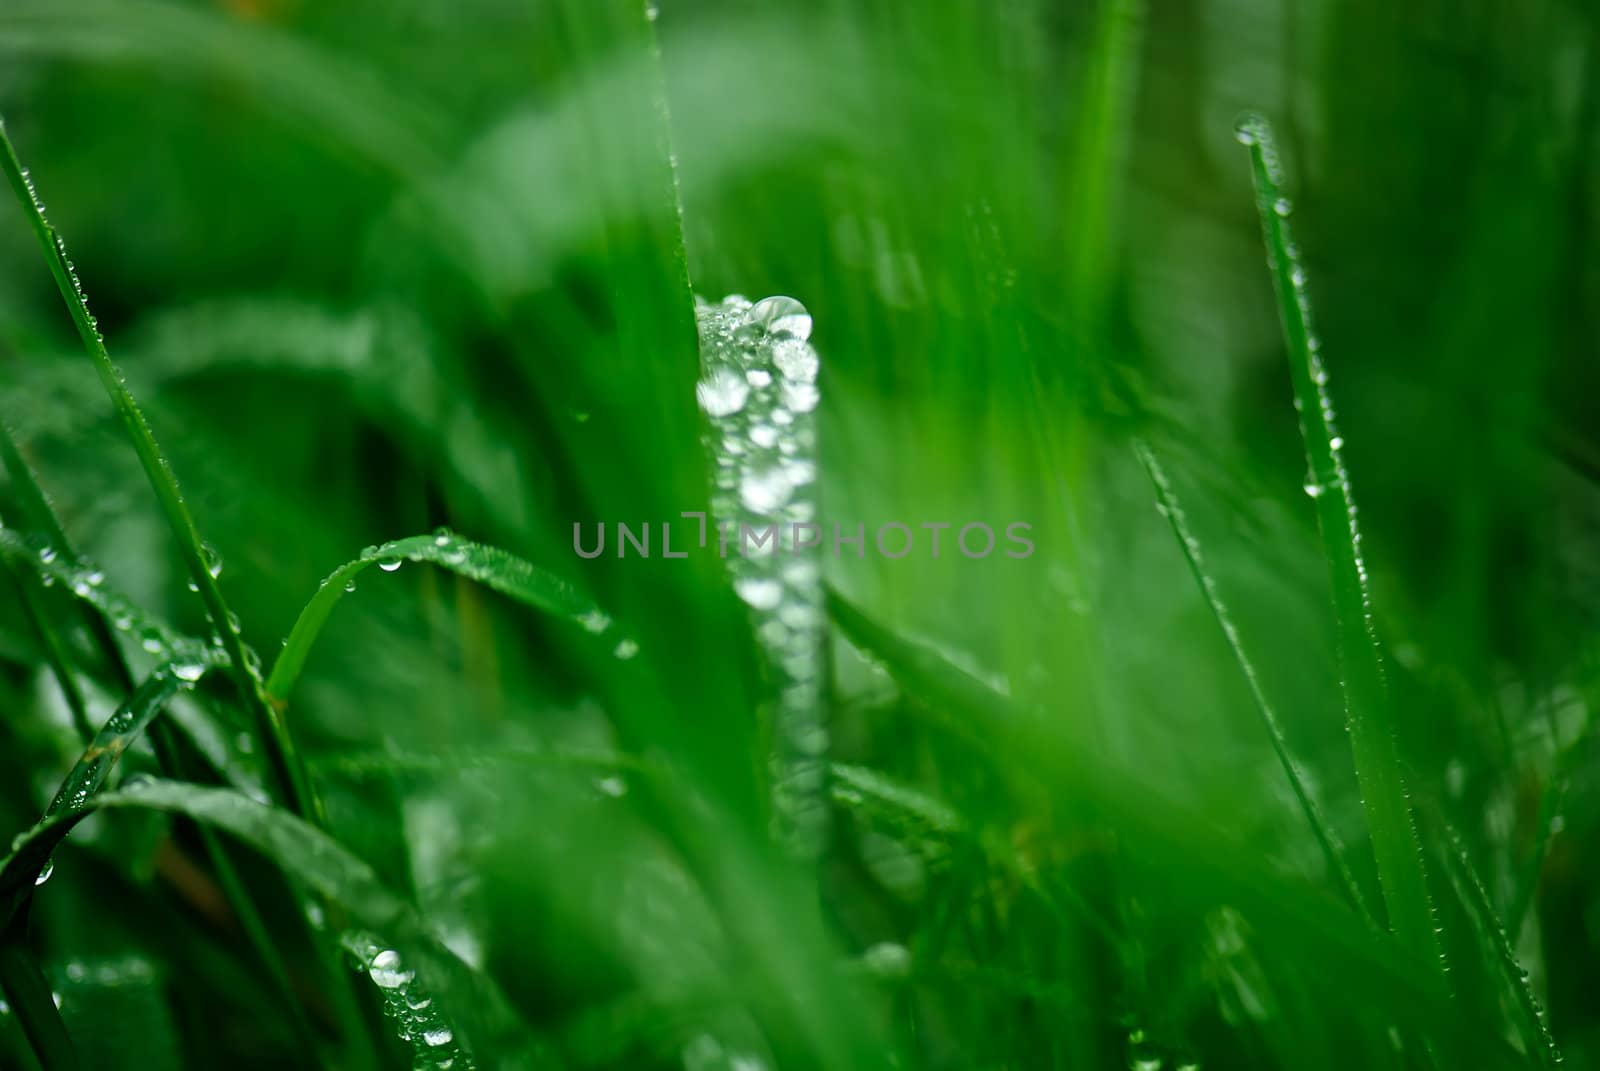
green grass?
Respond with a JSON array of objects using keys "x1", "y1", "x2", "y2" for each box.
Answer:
[{"x1": 0, "y1": 2, "x2": 1596, "y2": 1069}]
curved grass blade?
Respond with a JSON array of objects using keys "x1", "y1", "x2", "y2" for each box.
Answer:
[
  {"x1": 1133, "y1": 439, "x2": 1372, "y2": 923},
  {"x1": 0, "y1": 119, "x2": 316, "y2": 823},
  {"x1": 0, "y1": 516, "x2": 324, "y2": 1060},
  {"x1": 0, "y1": 419, "x2": 131, "y2": 732},
  {"x1": 1438, "y1": 823, "x2": 1562, "y2": 1069},
  {"x1": 1235, "y1": 113, "x2": 1443, "y2": 977},
  {"x1": 0, "y1": 780, "x2": 535, "y2": 1065},
  {"x1": 0, "y1": 529, "x2": 210, "y2": 667},
  {"x1": 0, "y1": 657, "x2": 225, "y2": 930},
  {"x1": 265, "y1": 531, "x2": 615, "y2": 707}
]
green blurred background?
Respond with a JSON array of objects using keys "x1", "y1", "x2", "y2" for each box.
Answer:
[{"x1": 0, "y1": 0, "x2": 1596, "y2": 1068}]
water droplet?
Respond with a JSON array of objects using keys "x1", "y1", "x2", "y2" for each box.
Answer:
[
  {"x1": 35, "y1": 861, "x2": 53, "y2": 886},
  {"x1": 780, "y1": 380, "x2": 820, "y2": 413},
  {"x1": 577, "y1": 609, "x2": 611, "y2": 634},
  {"x1": 862, "y1": 941, "x2": 911, "y2": 979},
  {"x1": 422, "y1": 1027, "x2": 453, "y2": 1047},
  {"x1": 1273, "y1": 197, "x2": 1292, "y2": 217},
  {"x1": 1304, "y1": 481, "x2": 1325, "y2": 499},
  {"x1": 744, "y1": 295, "x2": 813, "y2": 341},
  {"x1": 172, "y1": 661, "x2": 205, "y2": 682},
  {"x1": 696, "y1": 368, "x2": 749, "y2": 417},
  {"x1": 772, "y1": 338, "x2": 818, "y2": 382},
  {"x1": 368, "y1": 949, "x2": 413, "y2": 989},
  {"x1": 614, "y1": 638, "x2": 639, "y2": 660},
  {"x1": 378, "y1": 557, "x2": 403, "y2": 573},
  {"x1": 345, "y1": 578, "x2": 358, "y2": 593},
  {"x1": 734, "y1": 577, "x2": 784, "y2": 610},
  {"x1": 739, "y1": 466, "x2": 793, "y2": 512},
  {"x1": 201, "y1": 543, "x2": 223, "y2": 579}
]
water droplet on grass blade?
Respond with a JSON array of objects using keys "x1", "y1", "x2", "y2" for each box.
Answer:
[
  {"x1": 696, "y1": 368, "x2": 749, "y2": 417},
  {"x1": 369, "y1": 949, "x2": 413, "y2": 988},
  {"x1": 743, "y1": 295, "x2": 812, "y2": 340},
  {"x1": 34, "y1": 860, "x2": 53, "y2": 885},
  {"x1": 734, "y1": 577, "x2": 784, "y2": 610}
]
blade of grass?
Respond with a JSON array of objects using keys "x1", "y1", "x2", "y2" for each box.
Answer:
[
  {"x1": 0, "y1": 915, "x2": 77, "y2": 1071},
  {"x1": 0, "y1": 117, "x2": 316, "y2": 824},
  {"x1": 824, "y1": 587, "x2": 1495, "y2": 1047},
  {"x1": 264, "y1": 531, "x2": 614, "y2": 708},
  {"x1": 1235, "y1": 113, "x2": 1444, "y2": 977},
  {"x1": 1, "y1": 554, "x2": 94, "y2": 741},
  {"x1": 1438, "y1": 822, "x2": 1562, "y2": 1069},
  {"x1": 0, "y1": 780, "x2": 537, "y2": 1064},
  {"x1": 0, "y1": 507, "x2": 330, "y2": 1062},
  {"x1": 1132, "y1": 438, "x2": 1373, "y2": 923}
]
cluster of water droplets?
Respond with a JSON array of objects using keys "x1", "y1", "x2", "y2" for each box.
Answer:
[
  {"x1": 342, "y1": 931, "x2": 473, "y2": 1070},
  {"x1": 694, "y1": 294, "x2": 826, "y2": 857}
]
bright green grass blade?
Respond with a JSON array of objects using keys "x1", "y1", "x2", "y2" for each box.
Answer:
[
  {"x1": 0, "y1": 780, "x2": 535, "y2": 1066},
  {"x1": 0, "y1": 118, "x2": 316, "y2": 824},
  {"x1": 1133, "y1": 439, "x2": 1372, "y2": 923},
  {"x1": 1439, "y1": 823, "x2": 1562, "y2": 1069},
  {"x1": 1235, "y1": 113, "x2": 1444, "y2": 977},
  {"x1": 265, "y1": 530, "x2": 615, "y2": 707}
]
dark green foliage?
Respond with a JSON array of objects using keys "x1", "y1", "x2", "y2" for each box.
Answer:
[{"x1": 0, "y1": 1, "x2": 1595, "y2": 1068}]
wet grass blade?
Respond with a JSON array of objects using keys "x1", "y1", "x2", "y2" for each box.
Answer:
[
  {"x1": 265, "y1": 531, "x2": 612, "y2": 708},
  {"x1": 0, "y1": 117, "x2": 317, "y2": 823},
  {"x1": 1133, "y1": 439, "x2": 1373, "y2": 923},
  {"x1": 1438, "y1": 823, "x2": 1562, "y2": 1069},
  {"x1": 0, "y1": 659, "x2": 223, "y2": 930},
  {"x1": 0, "y1": 919, "x2": 78, "y2": 1071},
  {"x1": 2, "y1": 554, "x2": 95, "y2": 741},
  {"x1": 1235, "y1": 113, "x2": 1444, "y2": 977},
  {"x1": 0, "y1": 779, "x2": 535, "y2": 1064}
]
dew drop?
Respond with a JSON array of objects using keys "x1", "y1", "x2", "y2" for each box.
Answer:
[
  {"x1": 368, "y1": 949, "x2": 413, "y2": 989},
  {"x1": 35, "y1": 861, "x2": 53, "y2": 886},
  {"x1": 743, "y1": 295, "x2": 813, "y2": 341},
  {"x1": 734, "y1": 577, "x2": 784, "y2": 611},
  {"x1": 696, "y1": 368, "x2": 750, "y2": 417}
]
